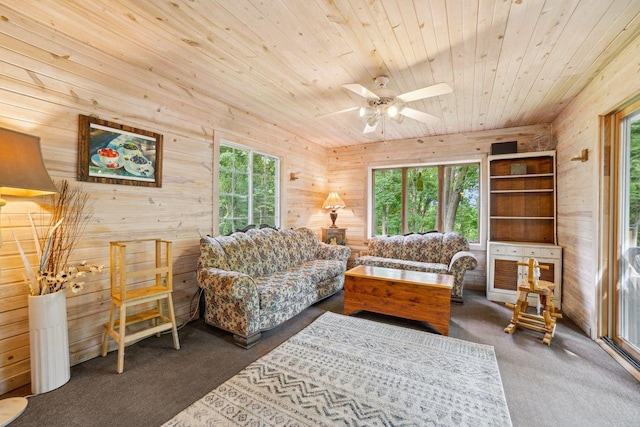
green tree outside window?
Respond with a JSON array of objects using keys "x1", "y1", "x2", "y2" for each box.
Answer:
[
  {"x1": 373, "y1": 163, "x2": 479, "y2": 242},
  {"x1": 219, "y1": 143, "x2": 279, "y2": 235}
]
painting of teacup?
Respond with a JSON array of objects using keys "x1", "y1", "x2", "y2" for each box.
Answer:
[
  {"x1": 121, "y1": 142, "x2": 140, "y2": 156},
  {"x1": 128, "y1": 154, "x2": 151, "y2": 171},
  {"x1": 97, "y1": 147, "x2": 120, "y2": 167}
]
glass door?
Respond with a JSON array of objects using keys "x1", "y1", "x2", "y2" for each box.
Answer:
[{"x1": 615, "y1": 100, "x2": 640, "y2": 362}]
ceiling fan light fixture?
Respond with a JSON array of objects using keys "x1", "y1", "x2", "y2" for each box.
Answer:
[
  {"x1": 359, "y1": 106, "x2": 375, "y2": 118},
  {"x1": 366, "y1": 114, "x2": 380, "y2": 127},
  {"x1": 387, "y1": 104, "x2": 399, "y2": 117}
]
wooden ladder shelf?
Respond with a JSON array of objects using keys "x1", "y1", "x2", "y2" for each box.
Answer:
[{"x1": 102, "y1": 239, "x2": 180, "y2": 373}]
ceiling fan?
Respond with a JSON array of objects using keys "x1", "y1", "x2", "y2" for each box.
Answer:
[{"x1": 333, "y1": 76, "x2": 452, "y2": 134}]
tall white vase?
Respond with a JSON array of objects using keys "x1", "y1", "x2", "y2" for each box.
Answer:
[{"x1": 28, "y1": 292, "x2": 71, "y2": 394}]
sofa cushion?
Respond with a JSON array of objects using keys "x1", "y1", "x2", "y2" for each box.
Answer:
[
  {"x1": 198, "y1": 236, "x2": 229, "y2": 271},
  {"x1": 281, "y1": 228, "x2": 318, "y2": 267},
  {"x1": 255, "y1": 269, "x2": 312, "y2": 312},
  {"x1": 297, "y1": 228, "x2": 320, "y2": 262},
  {"x1": 298, "y1": 259, "x2": 346, "y2": 284},
  {"x1": 223, "y1": 232, "x2": 263, "y2": 276},
  {"x1": 401, "y1": 233, "x2": 442, "y2": 263},
  {"x1": 441, "y1": 232, "x2": 470, "y2": 265},
  {"x1": 255, "y1": 259, "x2": 345, "y2": 313},
  {"x1": 244, "y1": 228, "x2": 288, "y2": 276},
  {"x1": 258, "y1": 293, "x2": 318, "y2": 331},
  {"x1": 368, "y1": 235, "x2": 404, "y2": 258}
]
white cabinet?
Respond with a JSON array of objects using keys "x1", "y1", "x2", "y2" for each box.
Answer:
[
  {"x1": 487, "y1": 241, "x2": 563, "y2": 309},
  {"x1": 486, "y1": 151, "x2": 562, "y2": 310}
]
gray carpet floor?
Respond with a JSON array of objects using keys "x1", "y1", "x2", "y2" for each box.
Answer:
[{"x1": 3, "y1": 290, "x2": 640, "y2": 427}]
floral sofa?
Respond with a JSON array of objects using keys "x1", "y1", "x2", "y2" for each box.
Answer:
[
  {"x1": 197, "y1": 227, "x2": 350, "y2": 348},
  {"x1": 355, "y1": 232, "x2": 477, "y2": 303}
]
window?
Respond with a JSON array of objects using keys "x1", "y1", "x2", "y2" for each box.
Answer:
[
  {"x1": 371, "y1": 162, "x2": 479, "y2": 242},
  {"x1": 218, "y1": 142, "x2": 279, "y2": 235}
]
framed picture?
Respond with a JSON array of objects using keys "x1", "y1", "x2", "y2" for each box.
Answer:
[{"x1": 77, "y1": 114, "x2": 163, "y2": 187}]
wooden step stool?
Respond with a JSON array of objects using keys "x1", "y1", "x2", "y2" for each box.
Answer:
[
  {"x1": 102, "y1": 239, "x2": 180, "y2": 373},
  {"x1": 504, "y1": 258, "x2": 562, "y2": 345}
]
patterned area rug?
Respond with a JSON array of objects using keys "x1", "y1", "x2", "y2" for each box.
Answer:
[{"x1": 164, "y1": 312, "x2": 512, "y2": 426}]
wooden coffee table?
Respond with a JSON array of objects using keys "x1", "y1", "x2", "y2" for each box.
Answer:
[{"x1": 343, "y1": 265, "x2": 454, "y2": 335}]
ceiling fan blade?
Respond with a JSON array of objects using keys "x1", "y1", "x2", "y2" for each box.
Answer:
[
  {"x1": 317, "y1": 106, "x2": 359, "y2": 118},
  {"x1": 342, "y1": 83, "x2": 380, "y2": 100},
  {"x1": 396, "y1": 82, "x2": 452, "y2": 103},
  {"x1": 400, "y1": 107, "x2": 440, "y2": 124}
]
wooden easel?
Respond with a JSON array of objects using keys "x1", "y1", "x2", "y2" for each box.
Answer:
[{"x1": 504, "y1": 258, "x2": 562, "y2": 345}]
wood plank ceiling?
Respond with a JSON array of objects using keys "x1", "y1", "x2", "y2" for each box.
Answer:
[{"x1": 3, "y1": 0, "x2": 640, "y2": 147}]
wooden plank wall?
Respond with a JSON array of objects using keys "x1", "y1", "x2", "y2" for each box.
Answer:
[
  {"x1": 552, "y1": 32, "x2": 640, "y2": 338},
  {"x1": 325, "y1": 123, "x2": 551, "y2": 291},
  {"x1": 0, "y1": 12, "x2": 327, "y2": 393}
]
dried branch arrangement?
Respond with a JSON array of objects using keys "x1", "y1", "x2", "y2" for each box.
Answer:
[{"x1": 15, "y1": 179, "x2": 103, "y2": 295}]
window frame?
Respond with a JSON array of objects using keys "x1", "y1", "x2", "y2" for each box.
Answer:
[
  {"x1": 218, "y1": 139, "x2": 281, "y2": 234},
  {"x1": 609, "y1": 97, "x2": 640, "y2": 364},
  {"x1": 367, "y1": 156, "x2": 485, "y2": 250}
]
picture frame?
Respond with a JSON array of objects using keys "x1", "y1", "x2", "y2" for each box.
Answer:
[{"x1": 77, "y1": 114, "x2": 163, "y2": 187}]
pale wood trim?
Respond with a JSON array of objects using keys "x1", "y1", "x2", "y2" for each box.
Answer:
[
  {"x1": 596, "y1": 339, "x2": 640, "y2": 382},
  {"x1": 608, "y1": 96, "x2": 640, "y2": 361}
]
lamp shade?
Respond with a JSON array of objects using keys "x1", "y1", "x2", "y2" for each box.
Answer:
[
  {"x1": 0, "y1": 128, "x2": 57, "y2": 198},
  {"x1": 322, "y1": 192, "x2": 346, "y2": 210}
]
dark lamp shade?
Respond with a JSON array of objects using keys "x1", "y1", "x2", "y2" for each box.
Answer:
[
  {"x1": 322, "y1": 192, "x2": 346, "y2": 210},
  {"x1": 0, "y1": 128, "x2": 57, "y2": 197}
]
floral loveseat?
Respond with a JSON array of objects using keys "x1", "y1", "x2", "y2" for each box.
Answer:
[
  {"x1": 355, "y1": 232, "x2": 477, "y2": 303},
  {"x1": 197, "y1": 227, "x2": 350, "y2": 348}
]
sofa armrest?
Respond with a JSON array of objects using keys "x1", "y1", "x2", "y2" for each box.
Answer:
[
  {"x1": 198, "y1": 268, "x2": 258, "y2": 302},
  {"x1": 448, "y1": 251, "x2": 478, "y2": 281},
  {"x1": 316, "y1": 242, "x2": 351, "y2": 263},
  {"x1": 449, "y1": 251, "x2": 478, "y2": 272},
  {"x1": 198, "y1": 268, "x2": 261, "y2": 339},
  {"x1": 446, "y1": 251, "x2": 478, "y2": 303}
]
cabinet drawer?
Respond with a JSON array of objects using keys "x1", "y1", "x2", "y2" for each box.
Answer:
[
  {"x1": 507, "y1": 246, "x2": 523, "y2": 256},
  {"x1": 490, "y1": 245, "x2": 509, "y2": 255},
  {"x1": 540, "y1": 248, "x2": 561, "y2": 259},
  {"x1": 523, "y1": 247, "x2": 541, "y2": 257}
]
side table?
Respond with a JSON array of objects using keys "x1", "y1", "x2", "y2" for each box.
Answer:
[{"x1": 322, "y1": 227, "x2": 346, "y2": 245}]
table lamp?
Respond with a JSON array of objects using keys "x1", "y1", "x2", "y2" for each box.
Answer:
[
  {"x1": 0, "y1": 127, "x2": 57, "y2": 426},
  {"x1": 322, "y1": 192, "x2": 346, "y2": 228}
]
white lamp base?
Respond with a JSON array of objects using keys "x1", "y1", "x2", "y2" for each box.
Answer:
[{"x1": 0, "y1": 397, "x2": 28, "y2": 426}]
